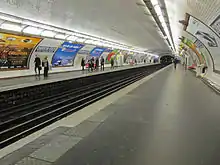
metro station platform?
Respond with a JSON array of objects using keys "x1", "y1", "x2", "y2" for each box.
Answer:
[
  {"x1": 0, "y1": 64, "x2": 146, "y2": 92},
  {"x1": 0, "y1": 65, "x2": 219, "y2": 165}
]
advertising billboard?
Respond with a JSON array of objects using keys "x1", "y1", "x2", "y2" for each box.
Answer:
[
  {"x1": 186, "y1": 14, "x2": 220, "y2": 71},
  {"x1": 100, "y1": 48, "x2": 112, "y2": 64},
  {"x1": 90, "y1": 47, "x2": 106, "y2": 57},
  {"x1": 106, "y1": 49, "x2": 119, "y2": 62},
  {"x1": 74, "y1": 44, "x2": 95, "y2": 67},
  {"x1": 30, "y1": 38, "x2": 62, "y2": 68},
  {"x1": 181, "y1": 36, "x2": 204, "y2": 64},
  {"x1": 0, "y1": 33, "x2": 41, "y2": 70},
  {"x1": 52, "y1": 42, "x2": 84, "y2": 67}
]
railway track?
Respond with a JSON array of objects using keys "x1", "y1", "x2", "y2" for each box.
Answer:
[{"x1": 0, "y1": 65, "x2": 164, "y2": 148}]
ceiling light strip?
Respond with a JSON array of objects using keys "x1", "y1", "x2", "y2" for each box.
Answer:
[
  {"x1": 0, "y1": 12, "x2": 151, "y2": 53},
  {"x1": 149, "y1": 0, "x2": 175, "y2": 51}
]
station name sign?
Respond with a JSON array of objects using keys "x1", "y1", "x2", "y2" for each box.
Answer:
[{"x1": 35, "y1": 46, "x2": 57, "y2": 53}]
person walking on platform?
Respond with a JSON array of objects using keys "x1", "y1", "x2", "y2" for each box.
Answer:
[
  {"x1": 100, "y1": 56, "x2": 105, "y2": 71},
  {"x1": 91, "y1": 57, "x2": 95, "y2": 72},
  {"x1": 42, "y1": 56, "x2": 49, "y2": 78},
  {"x1": 34, "y1": 55, "x2": 41, "y2": 76},
  {"x1": 95, "y1": 58, "x2": 99, "y2": 71},
  {"x1": 111, "y1": 57, "x2": 114, "y2": 69},
  {"x1": 173, "y1": 57, "x2": 178, "y2": 70},
  {"x1": 81, "y1": 58, "x2": 85, "y2": 71},
  {"x1": 88, "y1": 58, "x2": 93, "y2": 72}
]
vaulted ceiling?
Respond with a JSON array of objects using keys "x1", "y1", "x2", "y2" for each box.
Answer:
[{"x1": 0, "y1": 0, "x2": 171, "y2": 55}]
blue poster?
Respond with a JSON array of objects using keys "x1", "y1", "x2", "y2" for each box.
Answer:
[
  {"x1": 104, "y1": 48, "x2": 113, "y2": 53},
  {"x1": 52, "y1": 42, "x2": 84, "y2": 66},
  {"x1": 90, "y1": 47, "x2": 106, "y2": 57}
]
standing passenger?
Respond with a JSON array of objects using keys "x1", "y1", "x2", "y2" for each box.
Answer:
[
  {"x1": 100, "y1": 56, "x2": 104, "y2": 71},
  {"x1": 111, "y1": 57, "x2": 114, "y2": 69},
  {"x1": 81, "y1": 58, "x2": 85, "y2": 71},
  {"x1": 34, "y1": 55, "x2": 41, "y2": 76},
  {"x1": 91, "y1": 57, "x2": 95, "y2": 72},
  {"x1": 42, "y1": 56, "x2": 49, "y2": 78},
  {"x1": 95, "y1": 58, "x2": 99, "y2": 71},
  {"x1": 173, "y1": 58, "x2": 178, "y2": 70}
]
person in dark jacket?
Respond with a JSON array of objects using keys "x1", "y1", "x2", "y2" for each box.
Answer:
[
  {"x1": 173, "y1": 58, "x2": 178, "y2": 70},
  {"x1": 91, "y1": 57, "x2": 94, "y2": 72},
  {"x1": 100, "y1": 56, "x2": 105, "y2": 71},
  {"x1": 111, "y1": 57, "x2": 114, "y2": 69},
  {"x1": 81, "y1": 58, "x2": 85, "y2": 71},
  {"x1": 34, "y1": 55, "x2": 41, "y2": 76},
  {"x1": 42, "y1": 56, "x2": 49, "y2": 78},
  {"x1": 95, "y1": 58, "x2": 99, "y2": 70}
]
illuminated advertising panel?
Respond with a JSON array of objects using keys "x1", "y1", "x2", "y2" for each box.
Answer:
[
  {"x1": 74, "y1": 44, "x2": 95, "y2": 67},
  {"x1": 186, "y1": 14, "x2": 220, "y2": 70},
  {"x1": 107, "y1": 49, "x2": 119, "y2": 62},
  {"x1": 52, "y1": 42, "x2": 84, "y2": 67},
  {"x1": 100, "y1": 48, "x2": 112, "y2": 64},
  {"x1": 31, "y1": 38, "x2": 62, "y2": 67},
  {"x1": 0, "y1": 33, "x2": 41, "y2": 70},
  {"x1": 90, "y1": 47, "x2": 106, "y2": 57}
]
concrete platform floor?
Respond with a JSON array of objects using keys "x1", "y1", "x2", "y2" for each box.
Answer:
[
  {"x1": 54, "y1": 66, "x2": 220, "y2": 165},
  {"x1": 1, "y1": 65, "x2": 220, "y2": 165}
]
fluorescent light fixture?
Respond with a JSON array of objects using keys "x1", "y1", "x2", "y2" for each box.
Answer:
[
  {"x1": 74, "y1": 33, "x2": 86, "y2": 38},
  {"x1": 154, "y1": 5, "x2": 163, "y2": 16},
  {"x1": 1, "y1": 22, "x2": 23, "y2": 32},
  {"x1": 0, "y1": 15, "x2": 22, "y2": 23},
  {"x1": 22, "y1": 20, "x2": 41, "y2": 27},
  {"x1": 0, "y1": 13, "x2": 135, "y2": 52},
  {"x1": 164, "y1": 36, "x2": 168, "y2": 39},
  {"x1": 102, "y1": 43, "x2": 111, "y2": 47},
  {"x1": 93, "y1": 40, "x2": 103, "y2": 46},
  {"x1": 40, "y1": 25, "x2": 55, "y2": 31},
  {"x1": 52, "y1": 28, "x2": 68, "y2": 34},
  {"x1": 151, "y1": 0, "x2": 159, "y2": 6},
  {"x1": 23, "y1": 26, "x2": 44, "y2": 35},
  {"x1": 55, "y1": 33, "x2": 69, "y2": 39},
  {"x1": 158, "y1": 15, "x2": 166, "y2": 24},
  {"x1": 85, "y1": 40, "x2": 94, "y2": 44},
  {"x1": 76, "y1": 38, "x2": 86, "y2": 43},
  {"x1": 41, "y1": 30, "x2": 56, "y2": 37},
  {"x1": 67, "y1": 35, "x2": 78, "y2": 41},
  {"x1": 84, "y1": 36, "x2": 94, "y2": 40}
]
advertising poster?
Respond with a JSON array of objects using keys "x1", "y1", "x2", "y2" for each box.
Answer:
[
  {"x1": 100, "y1": 48, "x2": 112, "y2": 64},
  {"x1": 181, "y1": 36, "x2": 204, "y2": 64},
  {"x1": 90, "y1": 47, "x2": 106, "y2": 57},
  {"x1": 74, "y1": 44, "x2": 95, "y2": 67},
  {"x1": 125, "y1": 52, "x2": 134, "y2": 63},
  {"x1": 121, "y1": 50, "x2": 129, "y2": 63},
  {"x1": 106, "y1": 49, "x2": 119, "y2": 63},
  {"x1": 30, "y1": 38, "x2": 62, "y2": 68},
  {"x1": 114, "y1": 51, "x2": 124, "y2": 66},
  {"x1": 52, "y1": 42, "x2": 84, "y2": 67},
  {"x1": 194, "y1": 39, "x2": 213, "y2": 68},
  {"x1": 0, "y1": 33, "x2": 41, "y2": 70},
  {"x1": 186, "y1": 14, "x2": 220, "y2": 70}
]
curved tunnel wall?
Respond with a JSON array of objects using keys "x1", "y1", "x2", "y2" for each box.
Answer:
[
  {"x1": 0, "y1": 31, "x2": 154, "y2": 78},
  {"x1": 182, "y1": 13, "x2": 220, "y2": 84},
  {"x1": 185, "y1": 13, "x2": 220, "y2": 73}
]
